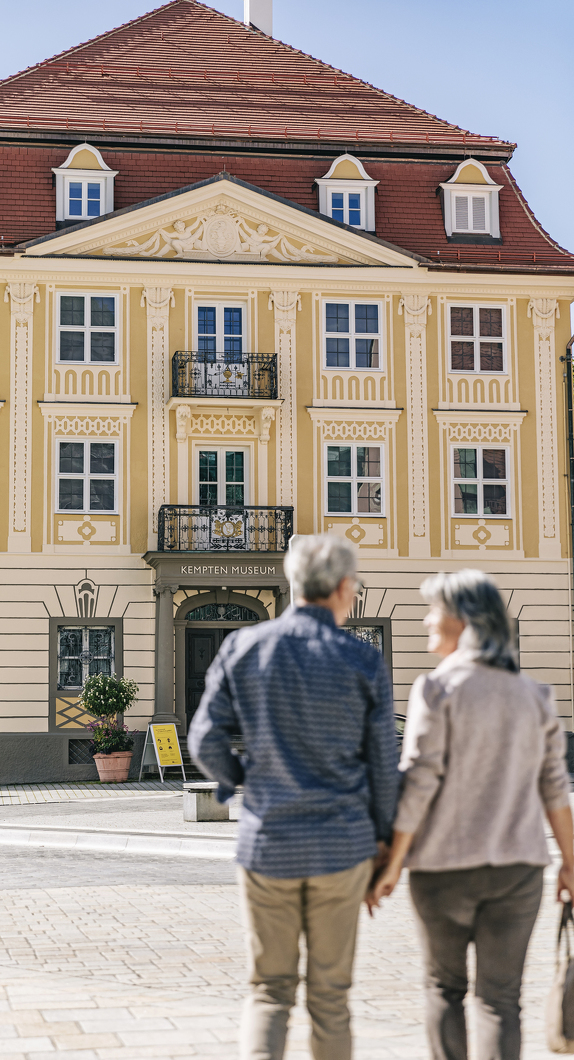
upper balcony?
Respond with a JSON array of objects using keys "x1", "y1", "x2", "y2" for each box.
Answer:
[
  {"x1": 158, "y1": 505, "x2": 294, "y2": 552},
  {"x1": 172, "y1": 351, "x2": 278, "y2": 401}
]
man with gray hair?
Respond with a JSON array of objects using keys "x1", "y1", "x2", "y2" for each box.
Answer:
[{"x1": 189, "y1": 534, "x2": 398, "y2": 1060}]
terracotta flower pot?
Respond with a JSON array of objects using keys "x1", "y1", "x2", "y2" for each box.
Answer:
[{"x1": 93, "y1": 751, "x2": 133, "y2": 783}]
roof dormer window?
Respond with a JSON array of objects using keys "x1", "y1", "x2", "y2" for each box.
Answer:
[
  {"x1": 440, "y1": 159, "x2": 502, "y2": 243},
  {"x1": 52, "y1": 144, "x2": 118, "y2": 225},
  {"x1": 316, "y1": 154, "x2": 379, "y2": 232}
]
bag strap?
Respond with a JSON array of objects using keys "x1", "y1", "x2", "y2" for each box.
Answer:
[{"x1": 558, "y1": 900, "x2": 574, "y2": 961}]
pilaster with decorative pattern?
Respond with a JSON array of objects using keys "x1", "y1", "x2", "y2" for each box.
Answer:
[
  {"x1": 269, "y1": 291, "x2": 301, "y2": 508},
  {"x1": 4, "y1": 283, "x2": 40, "y2": 552},
  {"x1": 399, "y1": 293, "x2": 431, "y2": 557},
  {"x1": 528, "y1": 298, "x2": 561, "y2": 558},
  {"x1": 141, "y1": 287, "x2": 174, "y2": 547}
]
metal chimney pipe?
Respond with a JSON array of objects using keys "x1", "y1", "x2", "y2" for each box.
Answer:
[{"x1": 244, "y1": 0, "x2": 273, "y2": 36}]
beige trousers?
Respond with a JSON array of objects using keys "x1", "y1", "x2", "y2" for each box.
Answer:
[{"x1": 238, "y1": 858, "x2": 372, "y2": 1060}]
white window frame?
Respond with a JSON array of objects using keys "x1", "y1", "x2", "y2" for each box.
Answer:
[
  {"x1": 63, "y1": 175, "x2": 106, "y2": 222},
  {"x1": 316, "y1": 154, "x2": 379, "y2": 232},
  {"x1": 440, "y1": 159, "x2": 502, "y2": 239},
  {"x1": 325, "y1": 443, "x2": 385, "y2": 517},
  {"x1": 451, "y1": 444, "x2": 510, "y2": 519},
  {"x1": 194, "y1": 446, "x2": 250, "y2": 507},
  {"x1": 56, "y1": 292, "x2": 119, "y2": 365},
  {"x1": 56, "y1": 439, "x2": 118, "y2": 514},
  {"x1": 328, "y1": 187, "x2": 366, "y2": 228},
  {"x1": 447, "y1": 303, "x2": 507, "y2": 375},
  {"x1": 323, "y1": 299, "x2": 384, "y2": 372},
  {"x1": 52, "y1": 143, "x2": 118, "y2": 223},
  {"x1": 193, "y1": 302, "x2": 248, "y2": 353}
]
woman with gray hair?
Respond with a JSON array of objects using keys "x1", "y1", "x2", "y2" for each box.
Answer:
[{"x1": 369, "y1": 569, "x2": 574, "y2": 1060}]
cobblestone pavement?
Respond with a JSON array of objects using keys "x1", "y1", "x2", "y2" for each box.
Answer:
[{"x1": 0, "y1": 841, "x2": 562, "y2": 1059}]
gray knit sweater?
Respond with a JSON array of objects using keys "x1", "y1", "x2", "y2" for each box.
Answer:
[{"x1": 395, "y1": 650, "x2": 570, "y2": 871}]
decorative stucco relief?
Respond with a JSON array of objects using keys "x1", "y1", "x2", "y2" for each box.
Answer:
[
  {"x1": 107, "y1": 205, "x2": 338, "y2": 263},
  {"x1": 4, "y1": 283, "x2": 40, "y2": 550},
  {"x1": 141, "y1": 287, "x2": 174, "y2": 543},
  {"x1": 188, "y1": 411, "x2": 258, "y2": 437},
  {"x1": 445, "y1": 422, "x2": 515, "y2": 444},
  {"x1": 269, "y1": 292, "x2": 301, "y2": 506},
  {"x1": 321, "y1": 420, "x2": 388, "y2": 442},
  {"x1": 50, "y1": 415, "x2": 124, "y2": 436},
  {"x1": 399, "y1": 294, "x2": 431, "y2": 555},
  {"x1": 528, "y1": 298, "x2": 560, "y2": 557}
]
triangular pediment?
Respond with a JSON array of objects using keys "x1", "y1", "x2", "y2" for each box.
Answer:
[{"x1": 21, "y1": 174, "x2": 423, "y2": 268}]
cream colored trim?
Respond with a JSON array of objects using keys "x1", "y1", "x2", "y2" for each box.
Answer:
[
  {"x1": 269, "y1": 291, "x2": 300, "y2": 510},
  {"x1": 528, "y1": 298, "x2": 561, "y2": 559},
  {"x1": 399, "y1": 294, "x2": 432, "y2": 557},
  {"x1": 141, "y1": 287, "x2": 174, "y2": 548},
  {"x1": 5, "y1": 283, "x2": 40, "y2": 553}
]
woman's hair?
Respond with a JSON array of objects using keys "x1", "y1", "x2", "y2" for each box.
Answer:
[
  {"x1": 284, "y1": 534, "x2": 357, "y2": 602},
  {"x1": 420, "y1": 569, "x2": 518, "y2": 672}
]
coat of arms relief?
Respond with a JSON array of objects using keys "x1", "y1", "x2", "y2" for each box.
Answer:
[{"x1": 106, "y1": 204, "x2": 340, "y2": 263}]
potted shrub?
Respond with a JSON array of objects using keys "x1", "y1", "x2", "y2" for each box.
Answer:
[{"x1": 80, "y1": 673, "x2": 139, "y2": 783}]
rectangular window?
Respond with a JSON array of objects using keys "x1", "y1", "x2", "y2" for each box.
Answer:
[
  {"x1": 66, "y1": 179, "x2": 103, "y2": 220},
  {"x1": 326, "y1": 444, "x2": 384, "y2": 515},
  {"x1": 324, "y1": 301, "x2": 381, "y2": 370},
  {"x1": 57, "y1": 294, "x2": 117, "y2": 363},
  {"x1": 453, "y1": 193, "x2": 488, "y2": 233},
  {"x1": 449, "y1": 305, "x2": 504, "y2": 373},
  {"x1": 197, "y1": 304, "x2": 244, "y2": 363},
  {"x1": 453, "y1": 446, "x2": 508, "y2": 517},
  {"x1": 57, "y1": 626, "x2": 115, "y2": 690},
  {"x1": 57, "y1": 440, "x2": 117, "y2": 513},
  {"x1": 198, "y1": 448, "x2": 248, "y2": 506},
  {"x1": 329, "y1": 189, "x2": 363, "y2": 227}
]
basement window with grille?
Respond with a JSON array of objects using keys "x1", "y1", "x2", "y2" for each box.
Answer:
[
  {"x1": 440, "y1": 158, "x2": 502, "y2": 243},
  {"x1": 57, "y1": 626, "x2": 115, "y2": 690}
]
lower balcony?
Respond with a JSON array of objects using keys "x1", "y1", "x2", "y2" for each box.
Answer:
[
  {"x1": 172, "y1": 351, "x2": 278, "y2": 400},
  {"x1": 158, "y1": 505, "x2": 294, "y2": 552}
]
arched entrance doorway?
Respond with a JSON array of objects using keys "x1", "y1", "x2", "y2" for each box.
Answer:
[{"x1": 179, "y1": 592, "x2": 268, "y2": 728}]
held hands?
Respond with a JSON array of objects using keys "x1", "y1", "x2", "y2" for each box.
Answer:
[
  {"x1": 557, "y1": 863, "x2": 574, "y2": 903},
  {"x1": 366, "y1": 859, "x2": 403, "y2": 917}
]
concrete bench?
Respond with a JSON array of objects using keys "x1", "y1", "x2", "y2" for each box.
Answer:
[{"x1": 183, "y1": 782, "x2": 229, "y2": 822}]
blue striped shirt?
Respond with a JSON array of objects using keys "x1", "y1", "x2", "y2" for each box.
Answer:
[{"x1": 189, "y1": 605, "x2": 399, "y2": 878}]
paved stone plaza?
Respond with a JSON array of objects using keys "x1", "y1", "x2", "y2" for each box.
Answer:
[{"x1": 0, "y1": 790, "x2": 562, "y2": 1059}]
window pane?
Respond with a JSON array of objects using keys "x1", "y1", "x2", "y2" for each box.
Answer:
[
  {"x1": 68, "y1": 183, "x2": 82, "y2": 216},
  {"x1": 198, "y1": 307, "x2": 216, "y2": 335},
  {"x1": 325, "y1": 304, "x2": 349, "y2": 333},
  {"x1": 198, "y1": 336, "x2": 216, "y2": 360},
  {"x1": 482, "y1": 449, "x2": 506, "y2": 480},
  {"x1": 450, "y1": 307, "x2": 474, "y2": 336},
  {"x1": 328, "y1": 481, "x2": 352, "y2": 513},
  {"x1": 89, "y1": 628, "x2": 113, "y2": 678},
  {"x1": 479, "y1": 308, "x2": 502, "y2": 337},
  {"x1": 355, "y1": 304, "x2": 379, "y2": 334},
  {"x1": 87, "y1": 184, "x2": 101, "y2": 217},
  {"x1": 90, "y1": 443, "x2": 115, "y2": 475},
  {"x1": 224, "y1": 308, "x2": 242, "y2": 334},
  {"x1": 59, "y1": 331, "x2": 85, "y2": 361},
  {"x1": 58, "y1": 628, "x2": 83, "y2": 688},
  {"x1": 199, "y1": 452, "x2": 218, "y2": 482},
  {"x1": 90, "y1": 656, "x2": 112, "y2": 677},
  {"x1": 357, "y1": 447, "x2": 380, "y2": 477},
  {"x1": 331, "y1": 192, "x2": 344, "y2": 222},
  {"x1": 60, "y1": 296, "x2": 84, "y2": 326},
  {"x1": 327, "y1": 446, "x2": 351, "y2": 478},
  {"x1": 349, "y1": 193, "x2": 361, "y2": 226},
  {"x1": 226, "y1": 485, "x2": 245, "y2": 505},
  {"x1": 357, "y1": 482, "x2": 381, "y2": 513},
  {"x1": 472, "y1": 196, "x2": 486, "y2": 231},
  {"x1": 91, "y1": 297, "x2": 115, "y2": 327},
  {"x1": 59, "y1": 479, "x2": 84, "y2": 510},
  {"x1": 59, "y1": 442, "x2": 84, "y2": 474},
  {"x1": 455, "y1": 195, "x2": 469, "y2": 230},
  {"x1": 326, "y1": 338, "x2": 350, "y2": 367},
  {"x1": 454, "y1": 483, "x2": 478, "y2": 514},
  {"x1": 90, "y1": 333, "x2": 115, "y2": 362},
  {"x1": 483, "y1": 485, "x2": 507, "y2": 515},
  {"x1": 451, "y1": 341, "x2": 475, "y2": 371},
  {"x1": 90, "y1": 479, "x2": 115, "y2": 511},
  {"x1": 454, "y1": 448, "x2": 477, "y2": 479},
  {"x1": 199, "y1": 483, "x2": 218, "y2": 505},
  {"x1": 355, "y1": 339, "x2": 379, "y2": 369},
  {"x1": 226, "y1": 451, "x2": 244, "y2": 483},
  {"x1": 479, "y1": 343, "x2": 503, "y2": 372},
  {"x1": 224, "y1": 337, "x2": 242, "y2": 359}
]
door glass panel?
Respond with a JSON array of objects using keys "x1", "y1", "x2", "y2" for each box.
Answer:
[
  {"x1": 225, "y1": 451, "x2": 245, "y2": 506},
  {"x1": 198, "y1": 307, "x2": 217, "y2": 361},
  {"x1": 199, "y1": 451, "x2": 218, "y2": 505},
  {"x1": 224, "y1": 308, "x2": 243, "y2": 362}
]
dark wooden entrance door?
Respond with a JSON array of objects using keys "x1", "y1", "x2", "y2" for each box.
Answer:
[{"x1": 185, "y1": 627, "x2": 234, "y2": 727}]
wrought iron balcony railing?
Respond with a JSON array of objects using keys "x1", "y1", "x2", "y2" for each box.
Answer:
[
  {"x1": 158, "y1": 505, "x2": 294, "y2": 552},
  {"x1": 172, "y1": 351, "x2": 278, "y2": 400}
]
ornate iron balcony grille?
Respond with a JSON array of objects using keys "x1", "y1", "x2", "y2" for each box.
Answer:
[
  {"x1": 158, "y1": 505, "x2": 294, "y2": 552},
  {"x1": 172, "y1": 352, "x2": 278, "y2": 399}
]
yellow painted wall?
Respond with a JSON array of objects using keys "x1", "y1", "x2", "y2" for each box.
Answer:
[
  {"x1": 129, "y1": 287, "x2": 149, "y2": 553},
  {"x1": 296, "y1": 293, "x2": 314, "y2": 534}
]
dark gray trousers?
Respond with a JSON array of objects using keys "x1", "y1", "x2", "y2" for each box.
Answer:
[{"x1": 409, "y1": 863, "x2": 544, "y2": 1060}]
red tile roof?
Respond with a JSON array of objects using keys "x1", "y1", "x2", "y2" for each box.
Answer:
[{"x1": 0, "y1": 0, "x2": 513, "y2": 150}]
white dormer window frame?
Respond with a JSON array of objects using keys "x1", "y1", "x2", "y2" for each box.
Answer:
[
  {"x1": 316, "y1": 153, "x2": 379, "y2": 232},
  {"x1": 52, "y1": 143, "x2": 118, "y2": 223},
  {"x1": 440, "y1": 158, "x2": 503, "y2": 240}
]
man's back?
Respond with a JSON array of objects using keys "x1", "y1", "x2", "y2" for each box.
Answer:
[{"x1": 189, "y1": 605, "x2": 398, "y2": 878}]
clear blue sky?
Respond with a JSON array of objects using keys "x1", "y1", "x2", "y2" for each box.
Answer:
[{"x1": 2, "y1": 0, "x2": 573, "y2": 252}]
